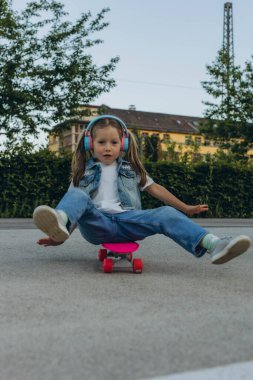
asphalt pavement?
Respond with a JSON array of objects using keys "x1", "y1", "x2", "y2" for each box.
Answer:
[{"x1": 0, "y1": 219, "x2": 253, "y2": 380}]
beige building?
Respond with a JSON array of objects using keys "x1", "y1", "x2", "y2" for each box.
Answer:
[{"x1": 48, "y1": 105, "x2": 253, "y2": 159}]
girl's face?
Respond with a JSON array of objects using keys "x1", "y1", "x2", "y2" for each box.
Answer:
[{"x1": 92, "y1": 126, "x2": 121, "y2": 165}]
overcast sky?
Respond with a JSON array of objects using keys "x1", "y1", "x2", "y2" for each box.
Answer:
[{"x1": 12, "y1": 0, "x2": 253, "y2": 119}]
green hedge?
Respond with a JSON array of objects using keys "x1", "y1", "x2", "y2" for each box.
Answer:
[
  {"x1": 0, "y1": 149, "x2": 71, "y2": 217},
  {"x1": 143, "y1": 162, "x2": 253, "y2": 217},
  {"x1": 1, "y1": 149, "x2": 253, "y2": 217}
]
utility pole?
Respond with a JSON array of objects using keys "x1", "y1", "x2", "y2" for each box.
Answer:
[
  {"x1": 222, "y1": 2, "x2": 235, "y2": 99},
  {"x1": 223, "y1": 2, "x2": 234, "y2": 64}
]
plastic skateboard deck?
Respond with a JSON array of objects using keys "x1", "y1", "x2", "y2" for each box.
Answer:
[{"x1": 98, "y1": 242, "x2": 143, "y2": 273}]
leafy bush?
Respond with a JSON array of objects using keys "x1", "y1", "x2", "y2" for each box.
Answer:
[
  {"x1": 0, "y1": 144, "x2": 71, "y2": 217},
  {"x1": 142, "y1": 161, "x2": 253, "y2": 217},
  {"x1": 1, "y1": 147, "x2": 253, "y2": 217}
]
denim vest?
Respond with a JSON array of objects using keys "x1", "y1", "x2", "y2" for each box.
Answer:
[{"x1": 79, "y1": 157, "x2": 142, "y2": 210}]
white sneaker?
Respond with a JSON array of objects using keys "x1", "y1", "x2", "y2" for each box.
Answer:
[
  {"x1": 33, "y1": 205, "x2": 69, "y2": 242},
  {"x1": 210, "y1": 235, "x2": 251, "y2": 264}
]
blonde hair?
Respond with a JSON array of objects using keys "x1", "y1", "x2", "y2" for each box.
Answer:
[{"x1": 71, "y1": 117, "x2": 147, "y2": 187}]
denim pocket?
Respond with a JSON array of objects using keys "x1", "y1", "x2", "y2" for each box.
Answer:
[
  {"x1": 79, "y1": 174, "x2": 95, "y2": 188},
  {"x1": 119, "y1": 170, "x2": 136, "y2": 190}
]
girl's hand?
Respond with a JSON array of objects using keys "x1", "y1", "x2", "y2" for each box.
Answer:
[
  {"x1": 185, "y1": 204, "x2": 209, "y2": 216},
  {"x1": 37, "y1": 237, "x2": 64, "y2": 247}
]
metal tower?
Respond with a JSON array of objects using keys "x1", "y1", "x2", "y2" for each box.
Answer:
[
  {"x1": 223, "y1": 2, "x2": 234, "y2": 66},
  {"x1": 222, "y1": 2, "x2": 235, "y2": 102}
]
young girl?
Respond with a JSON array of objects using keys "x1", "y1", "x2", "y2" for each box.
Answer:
[{"x1": 33, "y1": 115, "x2": 251, "y2": 264}]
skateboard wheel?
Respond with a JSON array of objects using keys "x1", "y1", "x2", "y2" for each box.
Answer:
[
  {"x1": 103, "y1": 258, "x2": 113, "y2": 273},
  {"x1": 98, "y1": 249, "x2": 107, "y2": 262},
  {"x1": 133, "y1": 259, "x2": 143, "y2": 273}
]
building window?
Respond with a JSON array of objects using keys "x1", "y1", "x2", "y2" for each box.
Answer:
[
  {"x1": 193, "y1": 153, "x2": 201, "y2": 160},
  {"x1": 195, "y1": 137, "x2": 201, "y2": 145},
  {"x1": 64, "y1": 135, "x2": 72, "y2": 146},
  {"x1": 163, "y1": 134, "x2": 170, "y2": 142},
  {"x1": 185, "y1": 136, "x2": 192, "y2": 145}
]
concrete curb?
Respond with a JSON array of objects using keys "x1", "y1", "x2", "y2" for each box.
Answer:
[{"x1": 0, "y1": 218, "x2": 253, "y2": 229}]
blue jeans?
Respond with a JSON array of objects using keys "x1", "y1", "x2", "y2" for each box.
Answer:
[{"x1": 56, "y1": 188, "x2": 208, "y2": 257}]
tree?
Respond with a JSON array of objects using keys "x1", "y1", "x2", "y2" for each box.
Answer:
[
  {"x1": 143, "y1": 134, "x2": 160, "y2": 162},
  {"x1": 0, "y1": 0, "x2": 119, "y2": 139},
  {"x1": 162, "y1": 137, "x2": 179, "y2": 162},
  {"x1": 201, "y1": 49, "x2": 253, "y2": 159}
]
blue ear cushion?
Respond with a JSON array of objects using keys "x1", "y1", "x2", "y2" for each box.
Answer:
[
  {"x1": 121, "y1": 137, "x2": 129, "y2": 152},
  {"x1": 84, "y1": 135, "x2": 92, "y2": 151}
]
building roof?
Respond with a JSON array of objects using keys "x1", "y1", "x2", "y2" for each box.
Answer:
[
  {"x1": 52, "y1": 105, "x2": 206, "y2": 135},
  {"x1": 99, "y1": 106, "x2": 205, "y2": 135}
]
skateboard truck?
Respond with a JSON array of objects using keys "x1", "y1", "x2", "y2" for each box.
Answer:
[{"x1": 98, "y1": 242, "x2": 143, "y2": 273}]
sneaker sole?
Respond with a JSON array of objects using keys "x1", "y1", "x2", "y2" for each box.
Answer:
[
  {"x1": 33, "y1": 205, "x2": 69, "y2": 242},
  {"x1": 212, "y1": 235, "x2": 251, "y2": 264}
]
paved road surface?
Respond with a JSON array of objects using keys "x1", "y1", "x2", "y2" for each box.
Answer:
[{"x1": 0, "y1": 220, "x2": 253, "y2": 380}]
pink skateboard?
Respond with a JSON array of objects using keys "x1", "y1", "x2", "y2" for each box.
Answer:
[{"x1": 98, "y1": 242, "x2": 143, "y2": 273}]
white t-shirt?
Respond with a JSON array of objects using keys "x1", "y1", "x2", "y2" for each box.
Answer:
[{"x1": 92, "y1": 162, "x2": 153, "y2": 213}]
